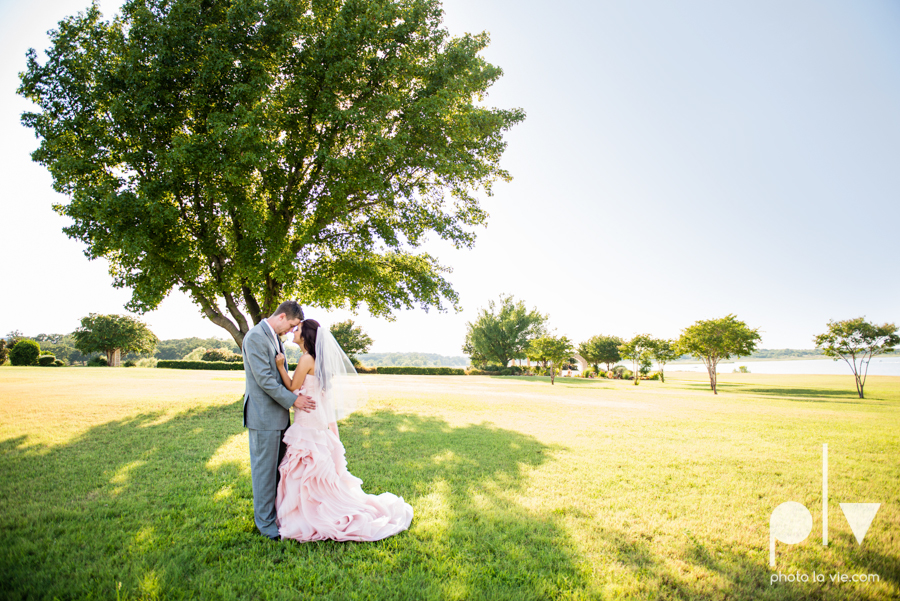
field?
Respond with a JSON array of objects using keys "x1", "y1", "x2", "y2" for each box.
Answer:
[{"x1": 0, "y1": 367, "x2": 898, "y2": 600}]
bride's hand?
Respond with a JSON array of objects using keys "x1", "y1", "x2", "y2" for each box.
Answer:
[{"x1": 275, "y1": 353, "x2": 285, "y2": 367}]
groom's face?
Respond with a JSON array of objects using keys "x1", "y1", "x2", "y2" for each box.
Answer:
[{"x1": 271, "y1": 313, "x2": 302, "y2": 335}]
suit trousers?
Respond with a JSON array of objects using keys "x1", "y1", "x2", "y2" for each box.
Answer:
[{"x1": 248, "y1": 427, "x2": 288, "y2": 538}]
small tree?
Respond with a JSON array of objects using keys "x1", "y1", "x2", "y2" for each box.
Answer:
[
  {"x1": 578, "y1": 335, "x2": 623, "y2": 372},
  {"x1": 813, "y1": 317, "x2": 899, "y2": 399},
  {"x1": 9, "y1": 339, "x2": 41, "y2": 366},
  {"x1": 677, "y1": 315, "x2": 760, "y2": 394},
  {"x1": 647, "y1": 338, "x2": 678, "y2": 383},
  {"x1": 526, "y1": 336, "x2": 574, "y2": 385},
  {"x1": 0, "y1": 339, "x2": 8, "y2": 365},
  {"x1": 619, "y1": 335, "x2": 654, "y2": 386},
  {"x1": 73, "y1": 314, "x2": 158, "y2": 367},
  {"x1": 464, "y1": 295, "x2": 547, "y2": 368},
  {"x1": 330, "y1": 320, "x2": 373, "y2": 364}
]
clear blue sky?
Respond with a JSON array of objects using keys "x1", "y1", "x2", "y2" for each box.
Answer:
[{"x1": 2, "y1": 0, "x2": 898, "y2": 354}]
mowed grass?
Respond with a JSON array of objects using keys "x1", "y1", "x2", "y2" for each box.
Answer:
[{"x1": 0, "y1": 367, "x2": 898, "y2": 600}]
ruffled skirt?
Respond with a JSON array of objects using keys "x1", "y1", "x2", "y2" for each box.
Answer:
[{"x1": 275, "y1": 426, "x2": 413, "y2": 542}]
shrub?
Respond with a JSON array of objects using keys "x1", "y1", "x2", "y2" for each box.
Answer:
[
  {"x1": 123, "y1": 360, "x2": 137, "y2": 367},
  {"x1": 157, "y1": 360, "x2": 244, "y2": 370},
  {"x1": 88, "y1": 356, "x2": 108, "y2": 367},
  {"x1": 10, "y1": 340, "x2": 41, "y2": 366},
  {"x1": 136, "y1": 357, "x2": 158, "y2": 368},
  {"x1": 0, "y1": 339, "x2": 8, "y2": 365},
  {"x1": 354, "y1": 365, "x2": 377, "y2": 374},
  {"x1": 644, "y1": 371, "x2": 660, "y2": 381},
  {"x1": 40, "y1": 350, "x2": 53, "y2": 356},
  {"x1": 38, "y1": 355, "x2": 57, "y2": 366},
  {"x1": 202, "y1": 348, "x2": 241, "y2": 362},
  {"x1": 53, "y1": 360, "x2": 65, "y2": 367},
  {"x1": 183, "y1": 347, "x2": 207, "y2": 361},
  {"x1": 376, "y1": 366, "x2": 465, "y2": 375}
]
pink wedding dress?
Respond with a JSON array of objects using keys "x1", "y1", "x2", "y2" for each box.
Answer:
[{"x1": 275, "y1": 374, "x2": 413, "y2": 542}]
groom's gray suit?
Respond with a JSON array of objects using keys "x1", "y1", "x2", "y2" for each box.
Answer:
[{"x1": 242, "y1": 320, "x2": 298, "y2": 538}]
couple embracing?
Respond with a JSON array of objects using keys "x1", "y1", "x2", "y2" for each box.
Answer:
[{"x1": 242, "y1": 300, "x2": 413, "y2": 542}]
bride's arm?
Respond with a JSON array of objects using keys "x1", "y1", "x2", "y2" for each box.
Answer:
[{"x1": 274, "y1": 354, "x2": 293, "y2": 389}]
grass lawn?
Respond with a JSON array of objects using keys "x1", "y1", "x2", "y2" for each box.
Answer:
[{"x1": 0, "y1": 367, "x2": 898, "y2": 600}]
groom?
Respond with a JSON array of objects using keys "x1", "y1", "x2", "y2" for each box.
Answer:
[{"x1": 242, "y1": 300, "x2": 316, "y2": 540}]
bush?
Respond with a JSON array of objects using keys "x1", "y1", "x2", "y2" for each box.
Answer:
[
  {"x1": 88, "y1": 356, "x2": 108, "y2": 367},
  {"x1": 53, "y1": 360, "x2": 65, "y2": 367},
  {"x1": 40, "y1": 350, "x2": 53, "y2": 356},
  {"x1": 202, "y1": 348, "x2": 242, "y2": 362},
  {"x1": 123, "y1": 360, "x2": 137, "y2": 367},
  {"x1": 183, "y1": 347, "x2": 207, "y2": 361},
  {"x1": 157, "y1": 360, "x2": 243, "y2": 370},
  {"x1": 354, "y1": 365, "x2": 377, "y2": 374},
  {"x1": 644, "y1": 372, "x2": 660, "y2": 381},
  {"x1": 38, "y1": 355, "x2": 57, "y2": 366},
  {"x1": 0, "y1": 339, "x2": 8, "y2": 365},
  {"x1": 136, "y1": 357, "x2": 158, "y2": 368},
  {"x1": 376, "y1": 366, "x2": 465, "y2": 375},
  {"x1": 10, "y1": 340, "x2": 41, "y2": 366}
]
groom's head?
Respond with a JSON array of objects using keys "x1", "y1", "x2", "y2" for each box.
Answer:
[{"x1": 267, "y1": 300, "x2": 304, "y2": 335}]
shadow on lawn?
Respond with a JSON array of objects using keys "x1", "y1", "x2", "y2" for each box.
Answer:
[
  {"x1": 0, "y1": 401, "x2": 589, "y2": 600},
  {"x1": 676, "y1": 381, "x2": 866, "y2": 403}
]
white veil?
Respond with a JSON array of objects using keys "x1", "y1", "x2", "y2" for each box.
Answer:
[{"x1": 314, "y1": 327, "x2": 368, "y2": 423}]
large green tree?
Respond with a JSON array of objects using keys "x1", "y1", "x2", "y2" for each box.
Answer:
[
  {"x1": 677, "y1": 315, "x2": 760, "y2": 394},
  {"x1": 618, "y1": 334, "x2": 654, "y2": 386},
  {"x1": 329, "y1": 319, "x2": 373, "y2": 363},
  {"x1": 18, "y1": 0, "x2": 524, "y2": 348},
  {"x1": 813, "y1": 317, "x2": 899, "y2": 399},
  {"x1": 463, "y1": 295, "x2": 546, "y2": 368},
  {"x1": 577, "y1": 335, "x2": 622, "y2": 373},
  {"x1": 525, "y1": 335, "x2": 574, "y2": 385},
  {"x1": 73, "y1": 314, "x2": 159, "y2": 366}
]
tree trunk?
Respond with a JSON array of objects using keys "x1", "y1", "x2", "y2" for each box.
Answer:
[
  {"x1": 659, "y1": 367, "x2": 665, "y2": 383},
  {"x1": 706, "y1": 360, "x2": 717, "y2": 394},
  {"x1": 855, "y1": 376, "x2": 865, "y2": 399}
]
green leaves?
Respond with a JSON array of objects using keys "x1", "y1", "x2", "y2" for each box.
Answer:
[
  {"x1": 676, "y1": 315, "x2": 760, "y2": 394},
  {"x1": 525, "y1": 335, "x2": 573, "y2": 385},
  {"x1": 464, "y1": 295, "x2": 547, "y2": 368},
  {"x1": 19, "y1": 0, "x2": 523, "y2": 346},
  {"x1": 329, "y1": 319, "x2": 373, "y2": 361},
  {"x1": 577, "y1": 335, "x2": 623, "y2": 372},
  {"x1": 72, "y1": 314, "x2": 159, "y2": 362},
  {"x1": 813, "y1": 317, "x2": 899, "y2": 398}
]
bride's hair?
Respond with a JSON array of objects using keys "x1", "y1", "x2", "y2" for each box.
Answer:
[{"x1": 300, "y1": 319, "x2": 320, "y2": 359}]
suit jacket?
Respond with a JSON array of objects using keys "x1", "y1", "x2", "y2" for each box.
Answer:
[{"x1": 242, "y1": 321, "x2": 296, "y2": 430}]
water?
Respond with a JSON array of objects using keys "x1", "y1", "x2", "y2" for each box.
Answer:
[{"x1": 667, "y1": 356, "x2": 900, "y2": 376}]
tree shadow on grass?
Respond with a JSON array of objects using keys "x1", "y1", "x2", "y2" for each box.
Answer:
[
  {"x1": 0, "y1": 402, "x2": 591, "y2": 600},
  {"x1": 676, "y1": 381, "x2": 867, "y2": 404}
]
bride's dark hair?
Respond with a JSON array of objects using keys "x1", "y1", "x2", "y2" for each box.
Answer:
[{"x1": 300, "y1": 319, "x2": 320, "y2": 359}]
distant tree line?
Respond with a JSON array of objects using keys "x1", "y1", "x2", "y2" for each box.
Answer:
[{"x1": 357, "y1": 352, "x2": 469, "y2": 368}]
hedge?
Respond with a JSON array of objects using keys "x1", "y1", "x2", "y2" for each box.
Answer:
[
  {"x1": 376, "y1": 366, "x2": 465, "y2": 375},
  {"x1": 157, "y1": 360, "x2": 244, "y2": 370}
]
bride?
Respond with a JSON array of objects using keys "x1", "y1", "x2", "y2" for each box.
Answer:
[{"x1": 273, "y1": 319, "x2": 413, "y2": 542}]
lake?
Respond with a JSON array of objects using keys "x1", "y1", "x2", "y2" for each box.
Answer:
[{"x1": 667, "y1": 356, "x2": 900, "y2": 376}]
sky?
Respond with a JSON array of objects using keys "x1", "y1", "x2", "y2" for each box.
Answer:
[{"x1": 2, "y1": 0, "x2": 899, "y2": 355}]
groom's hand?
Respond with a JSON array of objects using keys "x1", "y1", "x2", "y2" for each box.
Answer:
[{"x1": 292, "y1": 394, "x2": 316, "y2": 413}]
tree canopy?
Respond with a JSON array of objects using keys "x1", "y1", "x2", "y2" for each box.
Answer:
[
  {"x1": 463, "y1": 295, "x2": 546, "y2": 368},
  {"x1": 73, "y1": 314, "x2": 159, "y2": 366},
  {"x1": 526, "y1": 335, "x2": 573, "y2": 385},
  {"x1": 618, "y1": 334, "x2": 654, "y2": 386},
  {"x1": 19, "y1": 0, "x2": 524, "y2": 348},
  {"x1": 813, "y1": 317, "x2": 899, "y2": 399},
  {"x1": 329, "y1": 319, "x2": 373, "y2": 363},
  {"x1": 646, "y1": 338, "x2": 678, "y2": 383},
  {"x1": 676, "y1": 314, "x2": 760, "y2": 394},
  {"x1": 577, "y1": 335, "x2": 622, "y2": 372}
]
